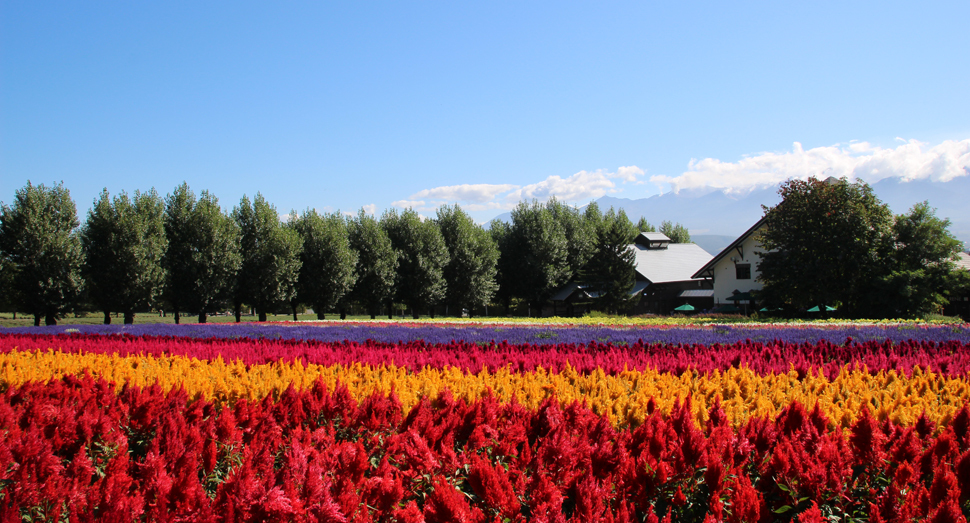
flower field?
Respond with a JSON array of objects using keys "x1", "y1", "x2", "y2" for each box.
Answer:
[{"x1": 3, "y1": 323, "x2": 970, "y2": 521}]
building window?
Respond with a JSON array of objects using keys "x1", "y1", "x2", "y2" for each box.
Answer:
[{"x1": 735, "y1": 264, "x2": 751, "y2": 280}]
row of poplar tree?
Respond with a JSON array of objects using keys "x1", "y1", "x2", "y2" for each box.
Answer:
[{"x1": 0, "y1": 181, "x2": 691, "y2": 325}]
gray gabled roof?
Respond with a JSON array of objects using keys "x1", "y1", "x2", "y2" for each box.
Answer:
[
  {"x1": 631, "y1": 242, "x2": 713, "y2": 284},
  {"x1": 955, "y1": 252, "x2": 970, "y2": 271},
  {"x1": 550, "y1": 280, "x2": 651, "y2": 301},
  {"x1": 691, "y1": 214, "x2": 768, "y2": 279}
]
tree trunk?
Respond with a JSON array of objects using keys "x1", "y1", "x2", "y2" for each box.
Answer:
[
  {"x1": 258, "y1": 311, "x2": 267, "y2": 322},
  {"x1": 174, "y1": 309, "x2": 180, "y2": 325},
  {"x1": 34, "y1": 313, "x2": 41, "y2": 326},
  {"x1": 339, "y1": 308, "x2": 346, "y2": 320},
  {"x1": 234, "y1": 304, "x2": 241, "y2": 323},
  {"x1": 316, "y1": 307, "x2": 325, "y2": 320},
  {"x1": 292, "y1": 304, "x2": 298, "y2": 322},
  {"x1": 45, "y1": 312, "x2": 57, "y2": 326},
  {"x1": 199, "y1": 311, "x2": 207, "y2": 323},
  {"x1": 103, "y1": 311, "x2": 111, "y2": 324},
  {"x1": 124, "y1": 310, "x2": 134, "y2": 324},
  {"x1": 11, "y1": 311, "x2": 15, "y2": 319}
]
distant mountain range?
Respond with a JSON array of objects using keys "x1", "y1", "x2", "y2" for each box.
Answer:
[{"x1": 490, "y1": 176, "x2": 970, "y2": 256}]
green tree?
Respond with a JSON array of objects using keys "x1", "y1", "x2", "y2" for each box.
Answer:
[
  {"x1": 488, "y1": 219, "x2": 515, "y2": 314},
  {"x1": 436, "y1": 204, "x2": 499, "y2": 317},
  {"x1": 289, "y1": 209, "x2": 357, "y2": 320},
  {"x1": 0, "y1": 182, "x2": 84, "y2": 325},
  {"x1": 547, "y1": 198, "x2": 597, "y2": 278},
  {"x1": 636, "y1": 216, "x2": 656, "y2": 233},
  {"x1": 505, "y1": 200, "x2": 570, "y2": 316},
  {"x1": 583, "y1": 202, "x2": 604, "y2": 234},
  {"x1": 876, "y1": 202, "x2": 965, "y2": 318},
  {"x1": 233, "y1": 194, "x2": 302, "y2": 322},
  {"x1": 758, "y1": 177, "x2": 893, "y2": 315},
  {"x1": 381, "y1": 208, "x2": 449, "y2": 318},
  {"x1": 583, "y1": 207, "x2": 639, "y2": 314},
  {"x1": 347, "y1": 210, "x2": 398, "y2": 319},
  {"x1": 163, "y1": 184, "x2": 241, "y2": 324},
  {"x1": 82, "y1": 189, "x2": 167, "y2": 324},
  {"x1": 0, "y1": 256, "x2": 12, "y2": 316},
  {"x1": 659, "y1": 220, "x2": 691, "y2": 243}
]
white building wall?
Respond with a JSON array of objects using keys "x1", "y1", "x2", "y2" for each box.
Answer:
[{"x1": 712, "y1": 232, "x2": 764, "y2": 304}]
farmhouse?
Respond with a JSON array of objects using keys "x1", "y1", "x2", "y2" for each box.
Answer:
[
  {"x1": 550, "y1": 231, "x2": 713, "y2": 315},
  {"x1": 691, "y1": 216, "x2": 767, "y2": 313}
]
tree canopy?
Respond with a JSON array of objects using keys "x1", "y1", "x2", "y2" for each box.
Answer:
[
  {"x1": 436, "y1": 204, "x2": 499, "y2": 316},
  {"x1": 82, "y1": 189, "x2": 167, "y2": 324},
  {"x1": 659, "y1": 220, "x2": 691, "y2": 243},
  {"x1": 233, "y1": 194, "x2": 302, "y2": 322},
  {"x1": 636, "y1": 216, "x2": 656, "y2": 233},
  {"x1": 874, "y1": 201, "x2": 965, "y2": 317},
  {"x1": 504, "y1": 201, "x2": 570, "y2": 315},
  {"x1": 757, "y1": 177, "x2": 894, "y2": 315},
  {"x1": 583, "y1": 207, "x2": 639, "y2": 314},
  {"x1": 381, "y1": 209, "x2": 449, "y2": 318},
  {"x1": 163, "y1": 184, "x2": 241, "y2": 324},
  {"x1": 347, "y1": 210, "x2": 398, "y2": 319},
  {"x1": 289, "y1": 209, "x2": 357, "y2": 320},
  {"x1": 0, "y1": 182, "x2": 84, "y2": 325}
]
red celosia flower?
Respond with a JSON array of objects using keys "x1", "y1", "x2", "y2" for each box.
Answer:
[
  {"x1": 423, "y1": 476, "x2": 482, "y2": 523},
  {"x1": 796, "y1": 502, "x2": 825, "y2": 523},
  {"x1": 468, "y1": 454, "x2": 520, "y2": 519}
]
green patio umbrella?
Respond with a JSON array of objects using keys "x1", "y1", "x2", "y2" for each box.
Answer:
[
  {"x1": 807, "y1": 305, "x2": 837, "y2": 312},
  {"x1": 673, "y1": 304, "x2": 695, "y2": 312}
]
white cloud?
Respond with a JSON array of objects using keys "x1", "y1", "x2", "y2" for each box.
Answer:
[
  {"x1": 391, "y1": 199, "x2": 426, "y2": 209},
  {"x1": 362, "y1": 203, "x2": 377, "y2": 215},
  {"x1": 650, "y1": 139, "x2": 970, "y2": 195},
  {"x1": 616, "y1": 165, "x2": 645, "y2": 182},
  {"x1": 411, "y1": 184, "x2": 518, "y2": 203},
  {"x1": 506, "y1": 169, "x2": 621, "y2": 202},
  {"x1": 399, "y1": 166, "x2": 645, "y2": 212}
]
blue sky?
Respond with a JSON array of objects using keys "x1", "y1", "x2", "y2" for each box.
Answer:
[{"x1": 3, "y1": 1, "x2": 969, "y2": 223}]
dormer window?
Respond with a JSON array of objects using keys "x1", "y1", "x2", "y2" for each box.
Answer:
[{"x1": 635, "y1": 232, "x2": 671, "y2": 250}]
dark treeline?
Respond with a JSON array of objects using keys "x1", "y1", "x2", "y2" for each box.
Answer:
[{"x1": 0, "y1": 182, "x2": 680, "y2": 325}]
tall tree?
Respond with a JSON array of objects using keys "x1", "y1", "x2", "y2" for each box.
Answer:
[
  {"x1": 506, "y1": 200, "x2": 570, "y2": 316},
  {"x1": 547, "y1": 198, "x2": 597, "y2": 278},
  {"x1": 381, "y1": 208, "x2": 449, "y2": 318},
  {"x1": 82, "y1": 189, "x2": 167, "y2": 324},
  {"x1": 489, "y1": 219, "x2": 515, "y2": 314},
  {"x1": 659, "y1": 220, "x2": 691, "y2": 243},
  {"x1": 0, "y1": 256, "x2": 15, "y2": 318},
  {"x1": 875, "y1": 202, "x2": 965, "y2": 318},
  {"x1": 233, "y1": 194, "x2": 302, "y2": 322},
  {"x1": 163, "y1": 184, "x2": 241, "y2": 324},
  {"x1": 289, "y1": 209, "x2": 357, "y2": 320},
  {"x1": 758, "y1": 177, "x2": 893, "y2": 315},
  {"x1": 583, "y1": 202, "x2": 604, "y2": 234},
  {"x1": 436, "y1": 204, "x2": 499, "y2": 317},
  {"x1": 347, "y1": 210, "x2": 398, "y2": 319},
  {"x1": 636, "y1": 217, "x2": 656, "y2": 233},
  {"x1": 583, "y1": 207, "x2": 639, "y2": 314},
  {"x1": 0, "y1": 182, "x2": 84, "y2": 325}
]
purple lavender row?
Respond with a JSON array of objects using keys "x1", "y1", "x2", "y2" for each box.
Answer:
[{"x1": 3, "y1": 321, "x2": 969, "y2": 346}]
